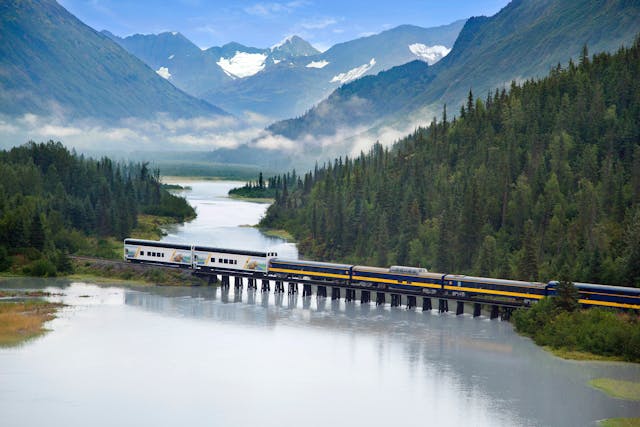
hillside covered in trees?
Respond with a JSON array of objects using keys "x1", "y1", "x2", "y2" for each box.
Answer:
[
  {"x1": 0, "y1": 141, "x2": 194, "y2": 275},
  {"x1": 261, "y1": 37, "x2": 640, "y2": 287}
]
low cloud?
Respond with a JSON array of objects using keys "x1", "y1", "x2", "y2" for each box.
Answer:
[{"x1": 0, "y1": 113, "x2": 267, "y2": 154}]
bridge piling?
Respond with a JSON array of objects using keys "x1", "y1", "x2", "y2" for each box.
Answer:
[
  {"x1": 261, "y1": 279, "x2": 270, "y2": 292},
  {"x1": 473, "y1": 303, "x2": 482, "y2": 317},
  {"x1": 317, "y1": 286, "x2": 327, "y2": 298},
  {"x1": 407, "y1": 296, "x2": 416, "y2": 309},
  {"x1": 438, "y1": 299, "x2": 449, "y2": 313},
  {"x1": 303, "y1": 284, "x2": 312, "y2": 297},
  {"x1": 490, "y1": 305, "x2": 500, "y2": 319},
  {"x1": 422, "y1": 297, "x2": 432, "y2": 311},
  {"x1": 345, "y1": 289, "x2": 356, "y2": 302},
  {"x1": 207, "y1": 275, "x2": 218, "y2": 285},
  {"x1": 456, "y1": 301, "x2": 464, "y2": 315},
  {"x1": 391, "y1": 294, "x2": 400, "y2": 307},
  {"x1": 248, "y1": 278, "x2": 256, "y2": 289},
  {"x1": 274, "y1": 280, "x2": 284, "y2": 293},
  {"x1": 361, "y1": 290, "x2": 370, "y2": 304},
  {"x1": 376, "y1": 292, "x2": 386, "y2": 305},
  {"x1": 234, "y1": 276, "x2": 242, "y2": 290},
  {"x1": 331, "y1": 287, "x2": 341, "y2": 300},
  {"x1": 221, "y1": 275, "x2": 230, "y2": 288},
  {"x1": 288, "y1": 283, "x2": 298, "y2": 295},
  {"x1": 501, "y1": 307, "x2": 513, "y2": 321}
]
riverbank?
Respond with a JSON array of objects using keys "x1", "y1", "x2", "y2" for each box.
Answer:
[
  {"x1": 69, "y1": 257, "x2": 208, "y2": 287},
  {"x1": 0, "y1": 293, "x2": 63, "y2": 347},
  {"x1": 513, "y1": 298, "x2": 640, "y2": 363},
  {"x1": 228, "y1": 194, "x2": 274, "y2": 203}
]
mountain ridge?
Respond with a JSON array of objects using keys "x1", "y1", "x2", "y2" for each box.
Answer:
[
  {"x1": 0, "y1": 0, "x2": 227, "y2": 120},
  {"x1": 265, "y1": 0, "x2": 640, "y2": 146}
]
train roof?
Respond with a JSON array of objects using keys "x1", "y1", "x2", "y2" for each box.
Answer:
[
  {"x1": 193, "y1": 245, "x2": 268, "y2": 257},
  {"x1": 270, "y1": 258, "x2": 352, "y2": 269},
  {"x1": 124, "y1": 238, "x2": 191, "y2": 250},
  {"x1": 353, "y1": 265, "x2": 444, "y2": 279},
  {"x1": 445, "y1": 274, "x2": 547, "y2": 288},
  {"x1": 549, "y1": 281, "x2": 640, "y2": 295}
]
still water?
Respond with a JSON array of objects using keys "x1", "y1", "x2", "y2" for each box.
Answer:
[{"x1": 1, "y1": 181, "x2": 639, "y2": 426}]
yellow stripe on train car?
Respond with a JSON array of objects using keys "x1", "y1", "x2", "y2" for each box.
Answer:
[
  {"x1": 443, "y1": 285, "x2": 545, "y2": 300},
  {"x1": 269, "y1": 267, "x2": 350, "y2": 280},
  {"x1": 351, "y1": 275, "x2": 441, "y2": 289},
  {"x1": 578, "y1": 299, "x2": 640, "y2": 310}
]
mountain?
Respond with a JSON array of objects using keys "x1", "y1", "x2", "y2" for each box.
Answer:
[
  {"x1": 108, "y1": 32, "x2": 320, "y2": 98},
  {"x1": 266, "y1": 0, "x2": 640, "y2": 144},
  {"x1": 0, "y1": 0, "x2": 226, "y2": 120},
  {"x1": 270, "y1": 35, "x2": 320, "y2": 59},
  {"x1": 202, "y1": 21, "x2": 465, "y2": 119}
]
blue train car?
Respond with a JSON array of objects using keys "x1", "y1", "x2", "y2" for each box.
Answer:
[
  {"x1": 268, "y1": 259, "x2": 352, "y2": 283},
  {"x1": 547, "y1": 281, "x2": 640, "y2": 310},
  {"x1": 443, "y1": 274, "x2": 546, "y2": 303},
  {"x1": 351, "y1": 265, "x2": 443, "y2": 294}
]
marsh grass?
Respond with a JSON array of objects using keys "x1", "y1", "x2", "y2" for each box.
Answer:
[
  {"x1": 599, "y1": 418, "x2": 640, "y2": 427},
  {"x1": 589, "y1": 378, "x2": 640, "y2": 401},
  {"x1": 0, "y1": 300, "x2": 63, "y2": 347}
]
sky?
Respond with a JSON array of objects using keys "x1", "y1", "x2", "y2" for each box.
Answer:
[{"x1": 59, "y1": 0, "x2": 510, "y2": 51}]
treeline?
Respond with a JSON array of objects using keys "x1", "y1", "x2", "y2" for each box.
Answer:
[
  {"x1": 0, "y1": 141, "x2": 195, "y2": 275},
  {"x1": 261, "y1": 38, "x2": 640, "y2": 287},
  {"x1": 229, "y1": 172, "x2": 293, "y2": 199}
]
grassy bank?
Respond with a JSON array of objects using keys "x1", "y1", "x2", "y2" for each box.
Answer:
[
  {"x1": 228, "y1": 194, "x2": 274, "y2": 203},
  {"x1": 599, "y1": 418, "x2": 640, "y2": 427},
  {"x1": 259, "y1": 228, "x2": 295, "y2": 242},
  {"x1": 589, "y1": 378, "x2": 640, "y2": 401},
  {"x1": 70, "y1": 258, "x2": 208, "y2": 286},
  {"x1": 0, "y1": 298, "x2": 63, "y2": 347}
]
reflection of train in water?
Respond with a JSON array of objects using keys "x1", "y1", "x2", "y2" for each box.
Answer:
[{"x1": 124, "y1": 238, "x2": 640, "y2": 310}]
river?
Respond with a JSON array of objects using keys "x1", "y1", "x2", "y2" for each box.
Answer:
[{"x1": 1, "y1": 180, "x2": 639, "y2": 427}]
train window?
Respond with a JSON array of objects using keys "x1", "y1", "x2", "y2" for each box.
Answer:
[
  {"x1": 224, "y1": 259, "x2": 228, "y2": 264},
  {"x1": 140, "y1": 251, "x2": 144, "y2": 256},
  {"x1": 218, "y1": 258, "x2": 222, "y2": 263}
]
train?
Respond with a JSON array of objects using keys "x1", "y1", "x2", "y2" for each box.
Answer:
[{"x1": 124, "y1": 238, "x2": 640, "y2": 310}]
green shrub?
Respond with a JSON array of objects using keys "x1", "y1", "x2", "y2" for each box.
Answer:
[{"x1": 24, "y1": 258, "x2": 57, "y2": 277}]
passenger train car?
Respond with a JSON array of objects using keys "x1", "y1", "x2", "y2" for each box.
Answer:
[
  {"x1": 443, "y1": 275, "x2": 546, "y2": 304},
  {"x1": 124, "y1": 238, "x2": 192, "y2": 267},
  {"x1": 123, "y1": 238, "x2": 640, "y2": 310},
  {"x1": 192, "y1": 245, "x2": 277, "y2": 274},
  {"x1": 351, "y1": 265, "x2": 443, "y2": 294}
]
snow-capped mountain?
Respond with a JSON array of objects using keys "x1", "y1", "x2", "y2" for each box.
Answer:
[
  {"x1": 106, "y1": 32, "x2": 319, "y2": 97},
  {"x1": 109, "y1": 21, "x2": 463, "y2": 120},
  {"x1": 201, "y1": 21, "x2": 465, "y2": 120}
]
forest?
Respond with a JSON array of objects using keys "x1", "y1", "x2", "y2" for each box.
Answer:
[
  {"x1": 260, "y1": 37, "x2": 640, "y2": 287},
  {"x1": 0, "y1": 141, "x2": 195, "y2": 275}
]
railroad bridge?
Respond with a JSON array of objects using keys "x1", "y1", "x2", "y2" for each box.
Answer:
[{"x1": 192, "y1": 269, "x2": 519, "y2": 320}]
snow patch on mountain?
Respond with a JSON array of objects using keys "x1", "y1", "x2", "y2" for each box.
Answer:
[
  {"x1": 273, "y1": 58, "x2": 282, "y2": 64},
  {"x1": 306, "y1": 60, "x2": 329, "y2": 69},
  {"x1": 217, "y1": 52, "x2": 267, "y2": 78},
  {"x1": 330, "y1": 58, "x2": 376, "y2": 84},
  {"x1": 168, "y1": 54, "x2": 175, "y2": 60},
  {"x1": 156, "y1": 66, "x2": 171, "y2": 79},
  {"x1": 171, "y1": 31, "x2": 178, "y2": 36},
  {"x1": 408, "y1": 43, "x2": 451, "y2": 65}
]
